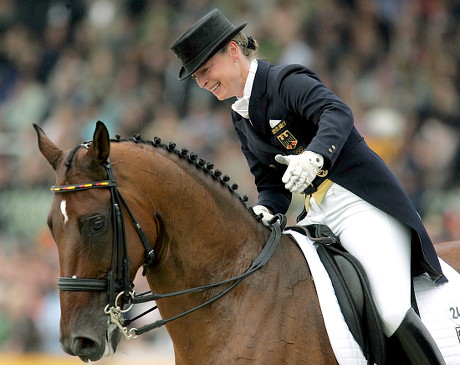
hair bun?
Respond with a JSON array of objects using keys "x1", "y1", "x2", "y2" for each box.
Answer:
[{"x1": 247, "y1": 36, "x2": 256, "y2": 50}]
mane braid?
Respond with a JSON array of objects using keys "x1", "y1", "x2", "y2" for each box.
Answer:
[{"x1": 109, "y1": 134, "x2": 265, "y2": 222}]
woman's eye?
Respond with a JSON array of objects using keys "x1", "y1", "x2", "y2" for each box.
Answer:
[
  {"x1": 90, "y1": 218, "x2": 105, "y2": 232},
  {"x1": 200, "y1": 66, "x2": 211, "y2": 76}
]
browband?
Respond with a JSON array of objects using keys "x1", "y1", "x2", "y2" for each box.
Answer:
[{"x1": 51, "y1": 180, "x2": 116, "y2": 192}]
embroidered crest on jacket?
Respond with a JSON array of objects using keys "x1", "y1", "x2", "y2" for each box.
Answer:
[{"x1": 277, "y1": 130, "x2": 298, "y2": 150}]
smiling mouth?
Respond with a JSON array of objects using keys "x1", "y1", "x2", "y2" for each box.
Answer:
[{"x1": 211, "y1": 82, "x2": 221, "y2": 93}]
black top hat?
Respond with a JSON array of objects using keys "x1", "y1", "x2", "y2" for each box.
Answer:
[{"x1": 170, "y1": 9, "x2": 247, "y2": 80}]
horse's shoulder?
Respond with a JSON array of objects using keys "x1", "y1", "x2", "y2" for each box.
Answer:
[
  {"x1": 435, "y1": 240, "x2": 460, "y2": 254},
  {"x1": 435, "y1": 241, "x2": 460, "y2": 272}
]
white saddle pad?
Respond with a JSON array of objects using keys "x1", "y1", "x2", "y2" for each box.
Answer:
[{"x1": 285, "y1": 230, "x2": 460, "y2": 365}]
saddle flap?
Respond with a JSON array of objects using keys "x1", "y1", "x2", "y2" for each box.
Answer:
[
  {"x1": 295, "y1": 224, "x2": 387, "y2": 365},
  {"x1": 316, "y1": 244, "x2": 366, "y2": 352}
]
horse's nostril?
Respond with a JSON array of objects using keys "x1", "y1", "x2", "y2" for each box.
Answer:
[
  {"x1": 74, "y1": 336, "x2": 95, "y2": 350},
  {"x1": 72, "y1": 336, "x2": 103, "y2": 361}
]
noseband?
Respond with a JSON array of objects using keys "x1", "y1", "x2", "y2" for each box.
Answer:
[{"x1": 51, "y1": 145, "x2": 285, "y2": 339}]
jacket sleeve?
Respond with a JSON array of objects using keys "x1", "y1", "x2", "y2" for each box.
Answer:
[
  {"x1": 276, "y1": 66, "x2": 354, "y2": 169},
  {"x1": 233, "y1": 114, "x2": 292, "y2": 214}
]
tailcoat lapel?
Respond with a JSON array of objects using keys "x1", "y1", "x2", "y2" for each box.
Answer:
[
  {"x1": 234, "y1": 118, "x2": 284, "y2": 155},
  {"x1": 248, "y1": 60, "x2": 270, "y2": 127}
]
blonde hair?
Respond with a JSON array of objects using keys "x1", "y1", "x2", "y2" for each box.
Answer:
[
  {"x1": 232, "y1": 32, "x2": 262, "y2": 60},
  {"x1": 224, "y1": 32, "x2": 262, "y2": 60}
]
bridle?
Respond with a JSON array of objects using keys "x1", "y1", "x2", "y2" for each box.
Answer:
[
  {"x1": 53, "y1": 159, "x2": 155, "y2": 303},
  {"x1": 51, "y1": 147, "x2": 286, "y2": 339}
]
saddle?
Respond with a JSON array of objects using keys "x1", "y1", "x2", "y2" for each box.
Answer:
[{"x1": 288, "y1": 224, "x2": 386, "y2": 365}]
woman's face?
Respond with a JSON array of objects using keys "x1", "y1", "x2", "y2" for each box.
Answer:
[{"x1": 192, "y1": 42, "x2": 247, "y2": 100}]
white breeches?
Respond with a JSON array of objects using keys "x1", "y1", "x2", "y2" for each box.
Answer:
[{"x1": 298, "y1": 183, "x2": 412, "y2": 336}]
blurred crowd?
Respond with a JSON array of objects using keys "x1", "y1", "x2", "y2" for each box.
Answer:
[{"x1": 0, "y1": 0, "x2": 459, "y2": 356}]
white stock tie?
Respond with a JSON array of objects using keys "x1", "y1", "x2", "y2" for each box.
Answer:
[{"x1": 231, "y1": 96, "x2": 250, "y2": 119}]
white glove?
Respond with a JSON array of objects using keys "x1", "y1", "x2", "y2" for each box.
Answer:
[
  {"x1": 252, "y1": 205, "x2": 274, "y2": 225},
  {"x1": 275, "y1": 151, "x2": 324, "y2": 193}
]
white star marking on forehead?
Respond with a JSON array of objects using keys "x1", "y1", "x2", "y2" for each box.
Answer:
[{"x1": 60, "y1": 199, "x2": 69, "y2": 224}]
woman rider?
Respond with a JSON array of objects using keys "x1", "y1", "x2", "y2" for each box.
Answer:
[{"x1": 170, "y1": 9, "x2": 446, "y2": 364}]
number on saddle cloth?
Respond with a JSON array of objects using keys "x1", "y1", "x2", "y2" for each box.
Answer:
[{"x1": 292, "y1": 224, "x2": 387, "y2": 365}]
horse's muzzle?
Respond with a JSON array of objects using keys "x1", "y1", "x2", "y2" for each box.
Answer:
[
  {"x1": 61, "y1": 323, "x2": 121, "y2": 363},
  {"x1": 61, "y1": 332, "x2": 104, "y2": 362},
  {"x1": 74, "y1": 335, "x2": 103, "y2": 362}
]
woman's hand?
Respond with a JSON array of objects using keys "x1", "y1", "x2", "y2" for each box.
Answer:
[
  {"x1": 275, "y1": 151, "x2": 323, "y2": 193},
  {"x1": 252, "y1": 205, "x2": 274, "y2": 225}
]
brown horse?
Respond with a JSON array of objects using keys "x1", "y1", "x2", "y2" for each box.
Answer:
[
  {"x1": 35, "y1": 121, "x2": 459, "y2": 364},
  {"x1": 35, "y1": 121, "x2": 338, "y2": 364}
]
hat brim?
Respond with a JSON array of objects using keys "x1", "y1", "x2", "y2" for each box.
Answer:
[{"x1": 177, "y1": 22, "x2": 247, "y2": 81}]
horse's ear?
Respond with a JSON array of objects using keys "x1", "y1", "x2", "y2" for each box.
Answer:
[
  {"x1": 88, "y1": 121, "x2": 110, "y2": 166},
  {"x1": 33, "y1": 123, "x2": 63, "y2": 171}
]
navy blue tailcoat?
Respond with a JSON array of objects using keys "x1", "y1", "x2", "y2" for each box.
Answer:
[{"x1": 232, "y1": 60, "x2": 445, "y2": 283}]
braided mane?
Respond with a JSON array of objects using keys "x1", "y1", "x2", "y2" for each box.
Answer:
[{"x1": 111, "y1": 133, "x2": 264, "y2": 223}]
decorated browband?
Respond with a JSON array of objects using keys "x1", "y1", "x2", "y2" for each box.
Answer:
[{"x1": 50, "y1": 180, "x2": 116, "y2": 192}]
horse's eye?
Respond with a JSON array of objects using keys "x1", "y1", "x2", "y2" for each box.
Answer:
[{"x1": 90, "y1": 218, "x2": 105, "y2": 232}]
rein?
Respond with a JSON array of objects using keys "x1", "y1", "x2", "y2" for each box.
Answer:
[{"x1": 52, "y1": 154, "x2": 286, "y2": 339}]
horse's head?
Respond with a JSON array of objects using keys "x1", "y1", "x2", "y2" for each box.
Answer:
[{"x1": 34, "y1": 121, "x2": 148, "y2": 362}]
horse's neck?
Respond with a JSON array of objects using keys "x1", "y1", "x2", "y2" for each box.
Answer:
[
  {"x1": 111, "y1": 143, "x2": 277, "y2": 349},
  {"x1": 109, "y1": 145, "x2": 332, "y2": 363},
  {"x1": 111, "y1": 143, "x2": 268, "y2": 284},
  {"x1": 152, "y1": 161, "x2": 268, "y2": 284}
]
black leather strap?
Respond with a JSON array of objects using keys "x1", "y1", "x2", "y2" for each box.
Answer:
[{"x1": 58, "y1": 277, "x2": 122, "y2": 292}]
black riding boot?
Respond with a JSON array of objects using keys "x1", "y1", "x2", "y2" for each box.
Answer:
[{"x1": 391, "y1": 308, "x2": 446, "y2": 365}]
